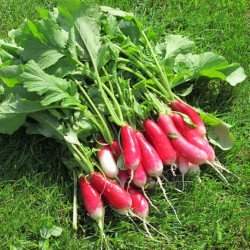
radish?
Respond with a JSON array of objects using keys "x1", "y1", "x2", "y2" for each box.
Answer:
[
  {"x1": 185, "y1": 129, "x2": 234, "y2": 182},
  {"x1": 171, "y1": 113, "x2": 192, "y2": 136},
  {"x1": 136, "y1": 128, "x2": 180, "y2": 223},
  {"x1": 110, "y1": 140, "x2": 122, "y2": 160},
  {"x1": 185, "y1": 129, "x2": 215, "y2": 162},
  {"x1": 157, "y1": 114, "x2": 208, "y2": 165},
  {"x1": 128, "y1": 161, "x2": 159, "y2": 212},
  {"x1": 117, "y1": 169, "x2": 129, "y2": 188},
  {"x1": 176, "y1": 154, "x2": 190, "y2": 190},
  {"x1": 143, "y1": 119, "x2": 176, "y2": 165},
  {"x1": 132, "y1": 162, "x2": 147, "y2": 188},
  {"x1": 90, "y1": 172, "x2": 132, "y2": 214},
  {"x1": 98, "y1": 146, "x2": 119, "y2": 178},
  {"x1": 170, "y1": 100, "x2": 206, "y2": 136},
  {"x1": 136, "y1": 131, "x2": 163, "y2": 176},
  {"x1": 79, "y1": 177, "x2": 105, "y2": 221},
  {"x1": 121, "y1": 125, "x2": 141, "y2": 170},
  {"x1": 128, "y1": 187, "x2": 149, "y2": 220}
]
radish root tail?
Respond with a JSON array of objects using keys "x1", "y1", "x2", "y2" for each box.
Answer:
[{"x1": 157, "y1": 177, "x2": 181, "y2": 225}]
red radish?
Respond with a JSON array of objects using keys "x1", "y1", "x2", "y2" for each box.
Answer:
[
  {"x1": 136, "y1": 131, "x2": 163, "y2": 176},
  {"x1": 171, "y1": 115, "x2": 229, "y2": 181},
  {"x1": 185, "y1": 129, "x2": 215, "y2": 162},
  {"x1": 98, "y1": 146, "x2": 119, "y2": 178},
  {"x1": 177, "y1": 154, "x2": 190, "y2": 190},
  {"x1": 128, "y1": 162, "x2": 159, "y2": 212},
  {"x1": 136, "y1": 129, "x2": 180, "y2": 223},
  {"x1": 171, "y1": 113, "x2": 186, "y2": 135},
  {"x1": 132, "y1": 163, "x2": 147, "y2": 188},
  {"x1": 110, "y1": 140, "x2": 122, "y2": 160},
  {"x1": 157, "y1": 114, "x2": 208, "y2": 165},
  {"x1": 170, "y1": 100, "x2": 206, "y2": 136},
  {"x1": 117, "y1": 170, "x2": 129, "y2": 188},
  {"x1": 143, "y1": 120, "x2": 176, "y2": 165},
  {"x1": 171, "y1": 113, "x2": 192, "y2": 136},
  {"x1": 128, "y1": 187, "x2": 149, "y2": 219},
  {"x1": 90, "y1": 172, "x2": 132, "y2": 214},
  {"x1": 79, "y1": 177, "x2": 105, "y2": 221},
  {"x1": 121, "y1": 125, "x2": 141, "y2": 170}
]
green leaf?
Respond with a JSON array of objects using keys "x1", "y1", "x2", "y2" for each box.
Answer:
[
  {"x1": 119, "y1": 19, "x2": 141, "y2": 44},
  {"x1": 208, "y1": 122, "x2": 234, "y2": 150},
  {"x1": 156, "y1": 34, "x2": 195, "y2": 66},
  {"x1": 28, "y1": 112, "x2": 64, "y2": 140},
  {"x1": 102, "y1": 15, "x2": 118, "y2": 37},
  {"x1": 222, "y1": 64, "x2": 247, "y2": 86},
  {"x1": 45, "y1": 57, "x2": 78, "y2": 77},
  {"x1": 64, "y1": 130, "x2": 81, "y2": 145},
  {"x1": 19, "y1": 19, "x2": 67, "y2": 68},
  {"x1": 74, "y1": 13, "x2": 101, "y2": 66},
  {"x1": 198, "y1": 110, "x2": 234, "y2": 150},
  {"x1": 40, "y1": 227, "x2": 51, "y2": 239},
  {"x1": 101, "y1": 6, "x2": 134, "y2": 18},
  {"x1": 21, "y1": 60, "x2": 79, "y2": 106},
  {"x1": 49, "y1": 226, "x2": 63, "y2": 237},
  {"x1": 174, "y1": 52, "x2": 246, "y2": 86},
  {"x1": 0, "y1": 94, "x2": 43, "y2": 134},
  {"x1": 0, "y1": 65, "x2": 23, "y2": 87},
  {"x1": 175, "y1": 84, "x2": 193, "y2": 97}
]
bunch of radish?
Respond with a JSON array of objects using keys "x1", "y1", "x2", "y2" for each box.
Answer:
[
  {"x1": 0, "y1": 0, "x2": 245, "y2": 244},
  {"x1": 76, "y1": 98, "x2": 233, "y2": 239}
]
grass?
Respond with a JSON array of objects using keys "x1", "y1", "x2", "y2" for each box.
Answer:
[{"x1": 0, "y1": 0, "x2": 249, "y2": 249}]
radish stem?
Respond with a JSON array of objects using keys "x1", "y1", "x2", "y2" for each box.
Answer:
[{"x1": 72, "y1": 170, "x2": 78, "y2": 230}]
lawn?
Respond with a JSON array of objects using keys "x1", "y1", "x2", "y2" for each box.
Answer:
[{"x1": 0, "y1": 0, "x2": 249, "y2": 249}]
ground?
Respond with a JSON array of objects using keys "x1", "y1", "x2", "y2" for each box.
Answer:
[{"x1": 0, "y1": 0, "x2": 249, "y2": 249}]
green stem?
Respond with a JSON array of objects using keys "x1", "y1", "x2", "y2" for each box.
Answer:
[
  {"x1": 72, "y1": 170, "x2": 78, "y2": 230},
  {"x1": 113, "y1": 44, "x2": 170, "y2": 98},
  {"x1": 102, "y1": 67, "x2": 124, "y2": 122},
  {"x1": 93, "y1": 65, "x2": 125, "y2": 127},
  {"x1": 75, "y1": 82, "x2": 113, "y2": 144},
  {"x1": 141, "y1": 31, "x2": 174, "y2": 101},
  {"x1": 118, "y1": 65, "x2": 146, "y2": 80},
  {"x1": 71, "y1": 144, "x2": 94, "y2": 173}
]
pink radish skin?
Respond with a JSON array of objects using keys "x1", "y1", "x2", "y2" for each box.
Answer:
[
  {"x1": 98, "y1": 146, "x2": 119, "y2": 178},
  {"x1": 79, "y1": 177, "x2": 105, "y2": 221},
  {"x1": 132, "y1": 163, "x2": 148, "y2": 188},
  {"x1": 117, "y1": 170, "x2": 129, "y2": 188},
  {"x1": 90, "y1": 172, "x2": 132, "y2": 214},
  {"x1": 171, "y1": 113, "x2": 192, "y2": 136},
  {"x1": 171, "y1": 113, "x2": 186, "y2": 135},
  {"x1": 128, "y1": 187, "x2": 149, "y2": 219},
  {"x1": 143, "y1": 120, "x2": 176, "y2": 165},
  {"x1": 171, "y1": 114, "x2": 215, "y2": 162},
  {"x1": 121, "y1": 125, "x2": 141, "y2": 170},
  {"x1": 110, "y1": 141, "x2": 122, "y2": 160},
  {"x1": 185, "y1": 130, "x2": 215, "y2": 162},
  {"x1": 157, "y1": 114, "x2": 208, "y2": 165},
  {"x1": 136, "y1": 131, "x2": 164, "y2": 177},
  {"x1": 170, "y1": 100, "x2": 206, "y2": 136}
]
